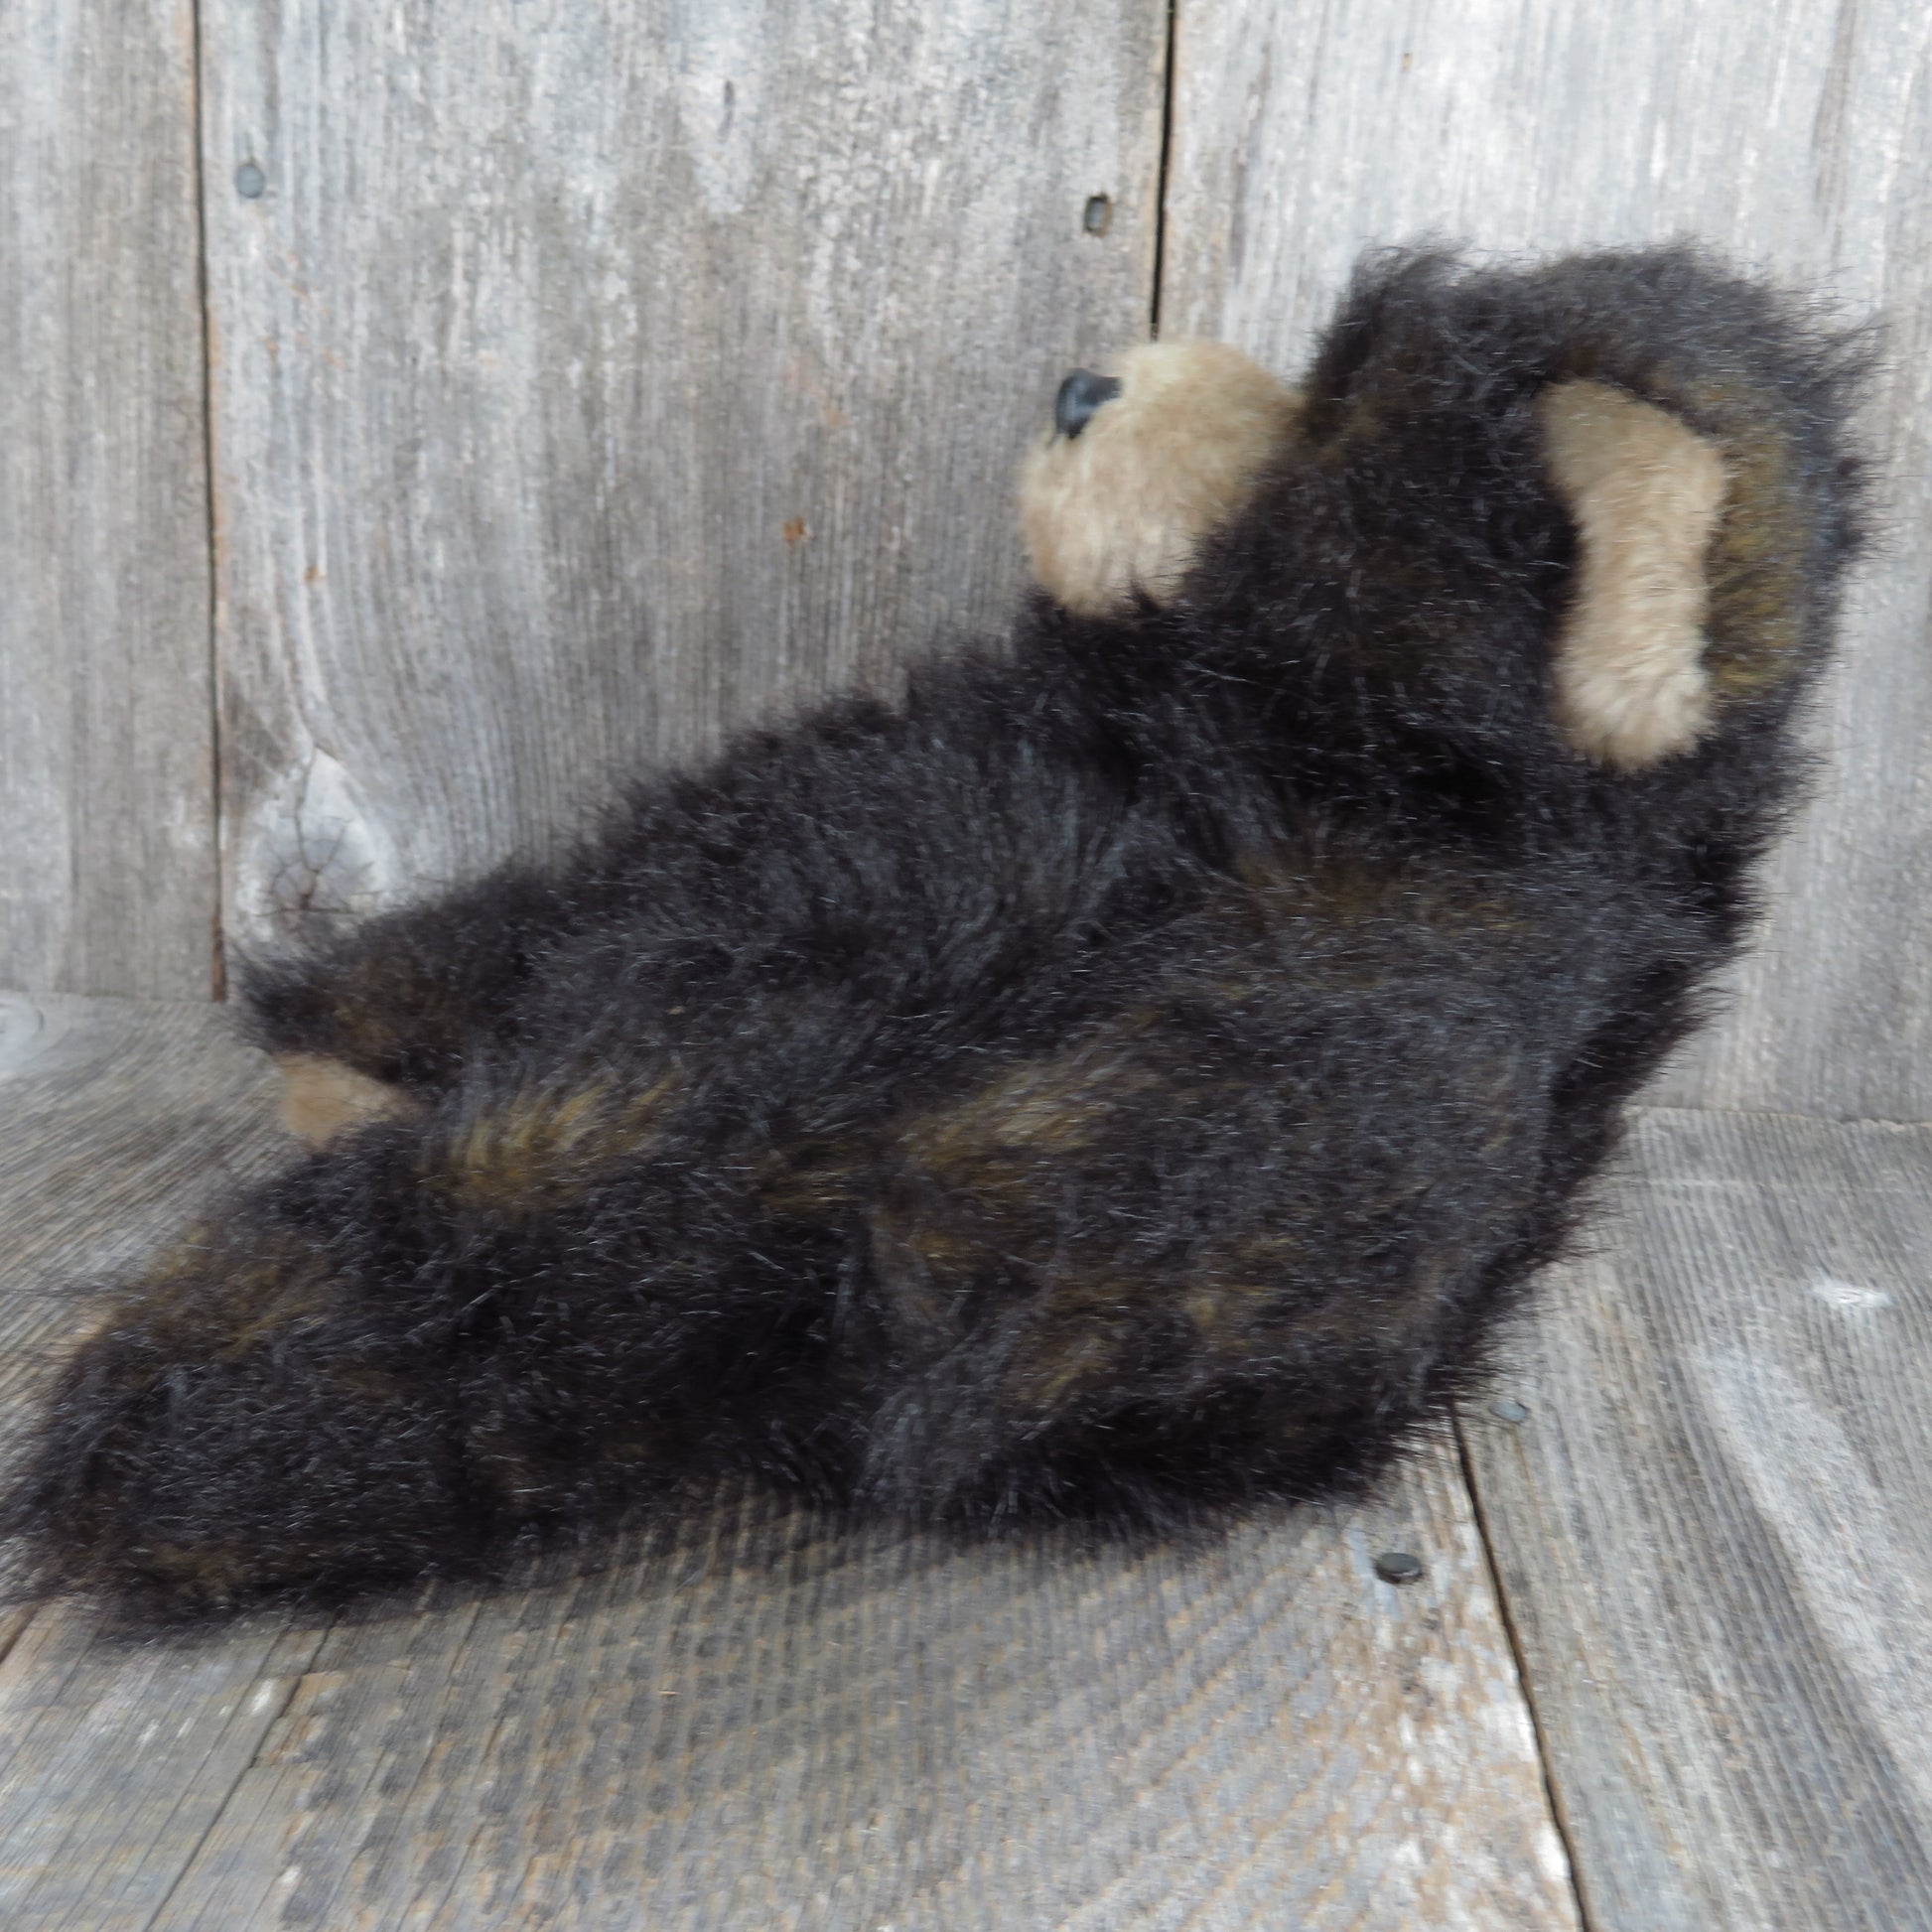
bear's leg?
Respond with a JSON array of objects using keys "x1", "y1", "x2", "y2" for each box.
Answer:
[
  {"x1": 241, "y1": 859, "x2": 596, "y2": 1146},
  {"x1": 239, "y1": 864, "x2": 568, "y2": 1132},
  {"x1": 5, "y1": 1059, "x2": 831, "y2": 1615}
]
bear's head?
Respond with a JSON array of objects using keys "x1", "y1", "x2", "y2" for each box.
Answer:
[
  {"x1": 1019, "y1": 339, "x2": 1726, "y2": 774},
  {"x1": 1016, "y1": 252, "x2": 1864, "y2": 779}
]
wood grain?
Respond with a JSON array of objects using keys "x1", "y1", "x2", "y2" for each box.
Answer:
[
  {"x1": 199, "y1": 0, "x2": 1170, "y2": 957},
  {"x1": 0, "y1": 997, "x2": 1579, "y2": 1931},
  {"x1": 0, "y1": 1608, "x2": 333, "y2": 1932},
  {"x1": 143, "y1": 1462, "x2": 1578, "y2": 1932},
  {"x1": 1161, "y1": 0, "x2": 1932, "y2": 1121},
  {"x1": 0, "y1": 0, "x2": 215, "y2": 999},
  {"x1": 0, "y1": 994, "x2": 326, "y2": 1932},
  {"x1": 1463, "y1": 1107, "x2": 1932, "y2": 1932},
  {"x1": 0, "y1": 992, "x2": 281, "y2": 1427}
]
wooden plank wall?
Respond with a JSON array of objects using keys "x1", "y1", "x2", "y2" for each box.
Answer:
[
  {"x1": 200, "y1": 0, "x2": 1169, "y2": 954},
  {"x1": 5, "y1": 0, "x2": 1926, "y2": 1124},
  {"x1": 0, "y1": 0, "x2": 214, "y2": 999}
]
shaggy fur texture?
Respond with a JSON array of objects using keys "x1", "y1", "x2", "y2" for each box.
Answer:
[{"x1": 2, "y1": 246, "x2": 1868, "y2": 1618}]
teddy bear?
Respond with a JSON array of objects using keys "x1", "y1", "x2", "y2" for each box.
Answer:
[{"x1": 2, "y1": 245, "x2": 1867, "y2": 1617}]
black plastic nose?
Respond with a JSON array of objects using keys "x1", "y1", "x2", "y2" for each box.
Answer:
[{"x1": 1053, "y1": 369, "x2": 1122, "y2": 440}]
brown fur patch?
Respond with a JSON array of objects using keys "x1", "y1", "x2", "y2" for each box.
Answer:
[
  {"x1": 277, "y1": 1054, "x2": 424, "y2": 1147},
  {"x1": 1678, "y1": 379, "x2": 1810, "y2": 699},
  {"x1": 852, "y1": 1017, "x2": 1183, "y2": 1348},
  {"x1": 435, "y1": 1073, "x2": 682, "y2": 1216},
  {"x1": 1539, "y1": 379, "x2": 1728, "y2": 770},
  {"x1": 101, "y1": 1226, "x2": 338, "y2": 1366},
  {"x1": 1019, "y1": 342, "x2": 1302, "y2": 616}
]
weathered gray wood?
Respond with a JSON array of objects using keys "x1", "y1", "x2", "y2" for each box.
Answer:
[
  {"x1": 0, "y1": 994, "x2": 327, "y2": 1932},
  {"x1": 0, "y1": 0, "x2": 215, "y2": 999},
  {"x1": 146, "y1": 1458, "x2": 1577, "y2": 1932},
  {"x1": 1162, "y1": 0, "x2": 1932, "y2": 1121},
  {"x1": 1464, "y1": 1107, "x2": 1932, "y2": 1932},
  {"x1": 200, "y1": 0, "x2": 1171, "y2": 956},
  {"x1": 0, "y1": 997, "x2": 1579, "y2": 1930},
  {"x1": 0, "y1": 1607, "x2": 333, "y2": 1932}
]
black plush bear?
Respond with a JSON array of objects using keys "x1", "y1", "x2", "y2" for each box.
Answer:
[{"x1": 4, "y1": 247, "x2": 1867, "y2": 1617}]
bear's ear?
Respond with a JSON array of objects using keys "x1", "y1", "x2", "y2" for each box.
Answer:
[
  {"x1": 1018, "y1": 342, "x2": 1302, "y2": 617},
  {"x1": 1539, "y1": 380, "x2": 1729, "y2": 771}
]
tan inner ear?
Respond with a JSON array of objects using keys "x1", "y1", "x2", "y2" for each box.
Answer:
[
  {"x1": 276, "y1": 1053, "x2": 424, "y2": 1147},
  {"x1": 1018, "y1": 342, "x2": 1302, "y2": 617},
  {"x1": 1539, "y1": 380, "x2": 1729, "y2": 771}
]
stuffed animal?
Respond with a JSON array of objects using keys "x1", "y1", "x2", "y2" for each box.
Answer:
[{"x1": 3, "y1": 246, "x2": 1867, "y2": 1617}]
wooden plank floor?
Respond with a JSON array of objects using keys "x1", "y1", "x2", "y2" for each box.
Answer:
[
  {"x1": 7, "y1": 1048, "x2": 1930, "y2": 1930},
  {"x1": 0, "y1": 995, "x2": 1578, "y2": 1932},
  {"x1": 1467, "y1": 1109, "x2": 1932, "y2": 1932}
]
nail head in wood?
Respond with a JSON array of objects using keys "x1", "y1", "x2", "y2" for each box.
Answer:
[
  {"x1": 1489, "y1": 1398, "x2": 1530, "y2": 1424},
  {"x1": 1082, "y1": 193, "x2": 1112, "y2": 235},
  {"x1": 235, "y1": 161, "x2": 267, "y2": 199},
  {"x1": 1374, "y1": 1551, "x2": 1425, "y2": 1587}
]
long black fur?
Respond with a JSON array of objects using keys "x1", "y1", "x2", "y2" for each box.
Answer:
[{"x1": 3, "y1": 247, "x2": 1869, "y2": 1616}]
